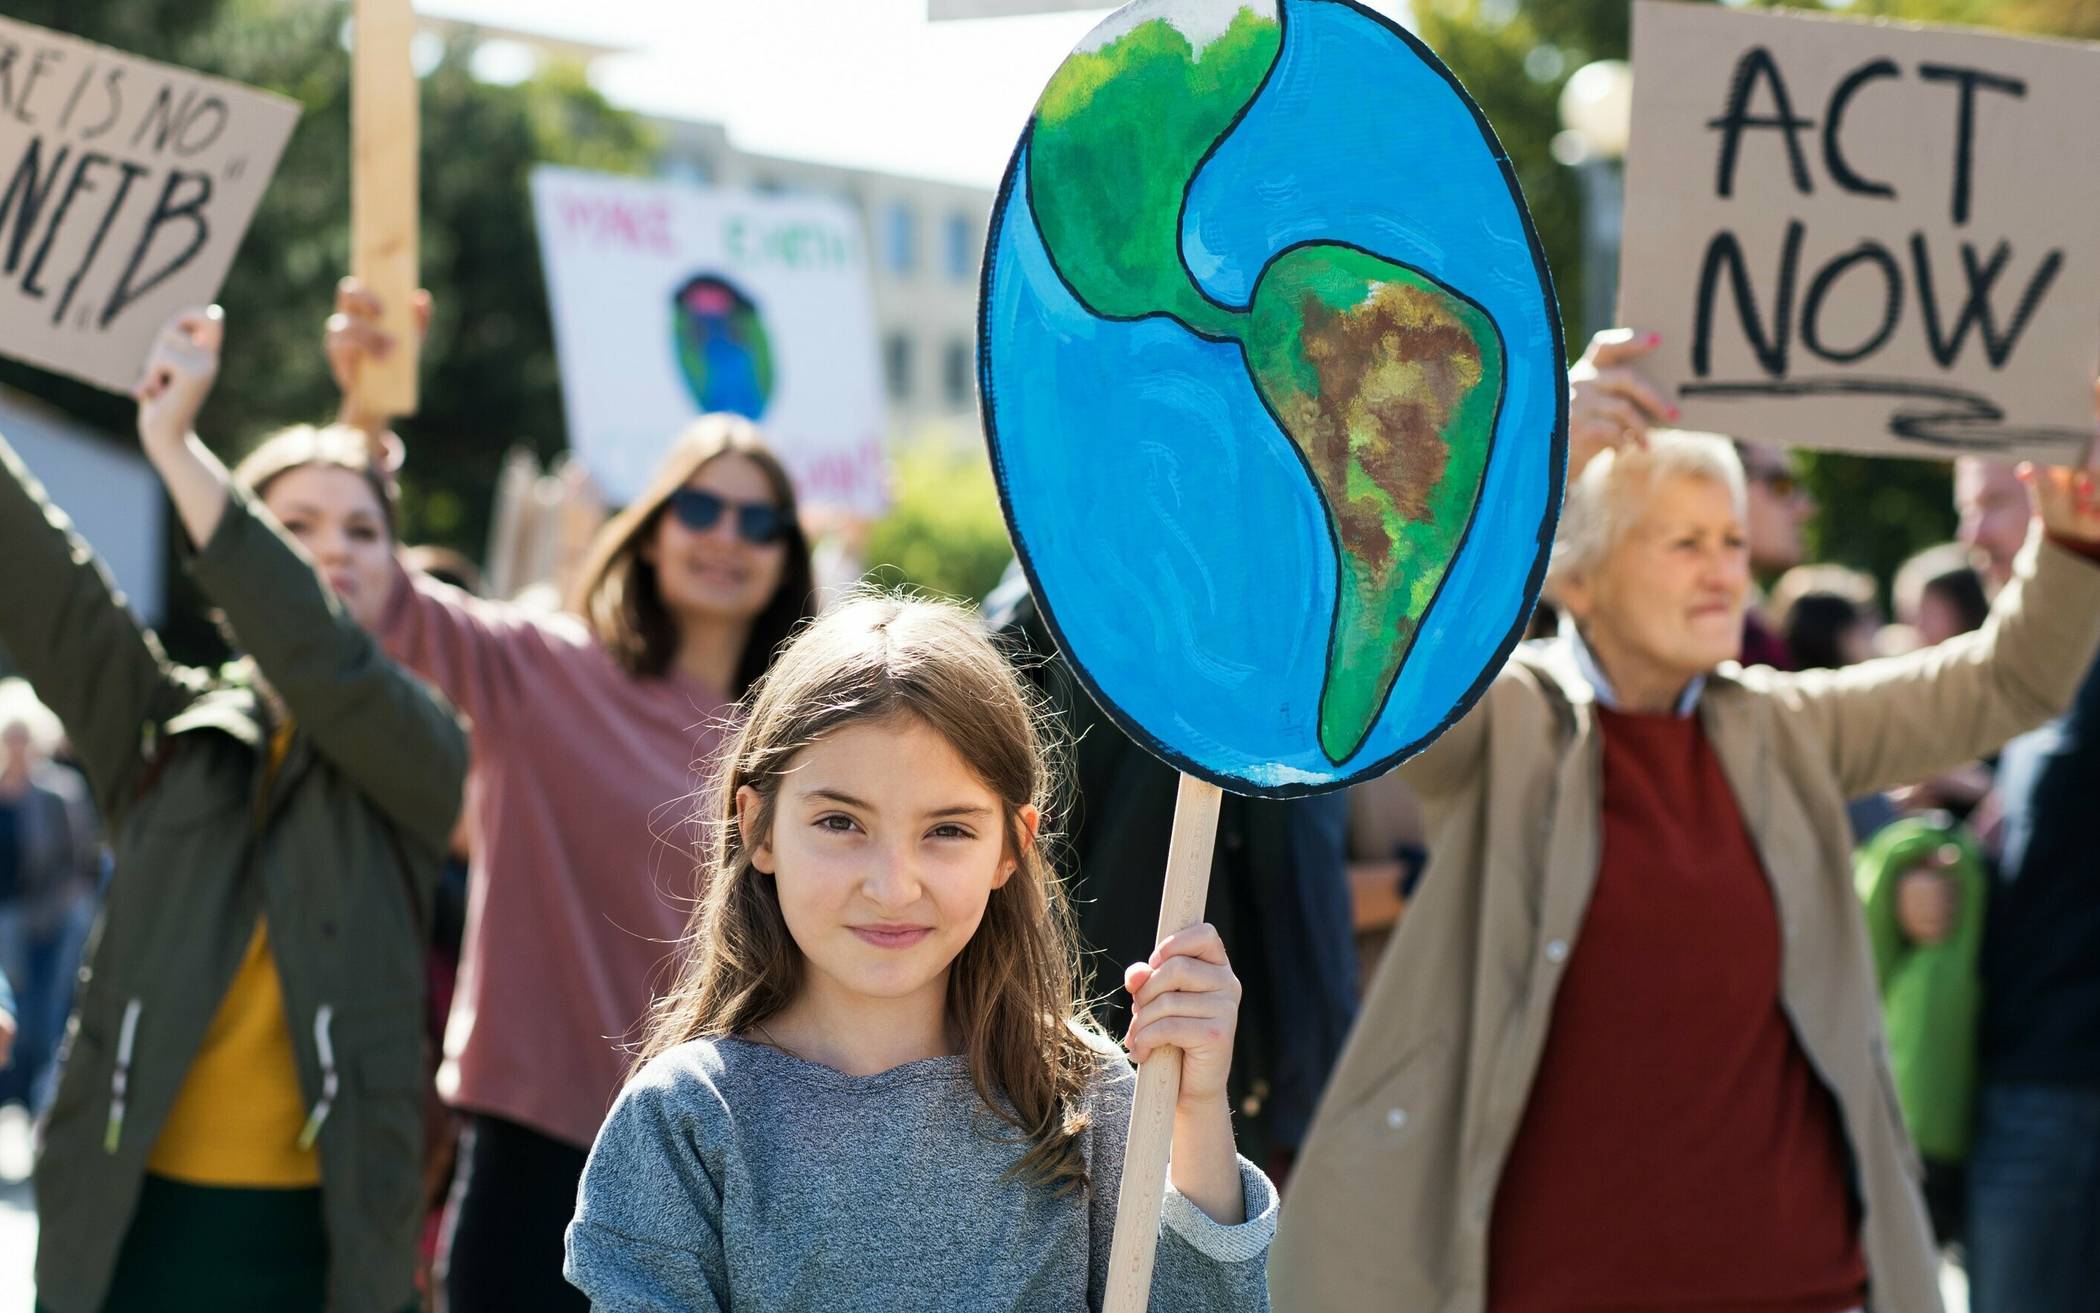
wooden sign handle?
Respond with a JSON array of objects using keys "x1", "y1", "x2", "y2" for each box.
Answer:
[
  {"x1": 350, "y1": 0, "x2": 419, "y2": 423},
  {"x1": 1101, "y1": 772, "x2": 1225, "y2": 1313}
]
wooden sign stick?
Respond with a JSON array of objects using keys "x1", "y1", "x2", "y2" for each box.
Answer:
[
  {"x1": 349, "y1": 0, "x2": 420, "y2": 426},
  {"x1": 1101, "y1": 772, "x2": 1225, "y2": 1313}
]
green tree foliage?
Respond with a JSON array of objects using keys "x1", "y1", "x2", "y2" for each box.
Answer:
[
  {"x1": 863, "y1": 444, "x2": 1014, "y2": 606},
  {"x1": 6, "y1": 0, "x2": 654, "y2": 654}
]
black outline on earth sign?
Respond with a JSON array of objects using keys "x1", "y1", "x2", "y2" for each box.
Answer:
[{"x1": 975, "y1": 0, "x2": 1568, "y2": 799}]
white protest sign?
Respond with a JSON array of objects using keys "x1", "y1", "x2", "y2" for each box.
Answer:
[
  {"x1": 530, "y1": 166, "x2": 888, "y2": 514},
  {"x1": 1620, "y1": 1, "x2": 2100, "y2": 463},
  {"x1": 0, "y1": 18, "x2": 298, "y2": 393}
]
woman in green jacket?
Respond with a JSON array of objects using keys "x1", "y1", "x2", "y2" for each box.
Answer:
[{"x1": 11, "y1": 307, "x2": 468, "y2": 1313}]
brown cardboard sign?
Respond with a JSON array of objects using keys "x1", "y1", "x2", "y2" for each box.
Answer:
[
  {"x1": 0, "y1": 18, "x2": 298, "y2": 393},
  {"x1": 1621, "y1": 1, "x2": 2100, "y2": 463}
]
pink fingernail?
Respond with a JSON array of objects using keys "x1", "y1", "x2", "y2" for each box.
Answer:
[
  {"x1": 1668, "y1": 406, "x2": 1682, "y2": 420},
  {"x1": 1646, "y1": 332, "x2": 1663, "y2": 346}
]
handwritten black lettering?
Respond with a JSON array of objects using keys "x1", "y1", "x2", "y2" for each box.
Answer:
[
  {"x1": 0, "y1": 41, "x2": 18, "y2": 118},
  {"x1": 1918, "y1": 64, "x2": 2025, "y2": 226},
  {"x1": 0, "y1": 137, "x2": 66, "y2": 274},
  {"x1": 100, "y1": 168, "x2": 211, "y2": 329},
  {"x1": 1801, "y1": 240, "x2": 1902, "y2": 363},
  {"x1": 171, "y1": 96, "x2": 227, "y2": 157},
  {"x1": 1910, "y1": 233, "x2": 2061, "y2": 369},
  {"x1": 1692, "y1": 221, "x2": 1804, "y2": 377},
  {"x1": 1707, "y1": 47, "x2": 1817, "y2": 198},
  {"x1": 52, "y1": 158, "x2": 145, "y2": 325},
  {"x1": 1822, "y1": 58, "x2": 1899, "y2": 200},
  {"x1": 22, "y1": 150, "x2": 111, "y2": 299},
  {"x1": 12, "y1": 46, "x2": 58, "y2": 126},
  {"x1": 129, "y1": 83, "x2": 187, "y2": 154},
  {"x1": 75, "y1": 68, "x2": 122, "y2": 141}
]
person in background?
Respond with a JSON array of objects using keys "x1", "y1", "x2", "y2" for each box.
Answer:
[
  {"x1": 1767, "y1": 567, "x2": 1898, "y2": 845},
  {"x1": 1950, "y1": 444, "x2": 2100, "y2": 1313},
  {"x1": 14, "y1": 308, "x2": 466, "y2": 1313},
  {"x1": 1737, "y1": 441, "x2": 1815, "y2": 668},
  {"x1": 326, "y1": 280, "x2": 818, "y2": 1313},
  {"x1": 1771, "y1": 564, "x2": 1880, "y2": 672},
  {"x1": 1272, "y1": 329, "x2": 2100, "y2": 1313},
  {"x1": 0, "y1": 680, "x2": 99, "y2": 1113},
  {"x1": 1894, "y1": 542, "x2": 1992, "y2": 652},
  {"x1": 1341, "y1": 771, "x2": 1429, "y2": 993},
  {"x1": 396, "y1": 544, "x2": 483, "y2": 1303}
]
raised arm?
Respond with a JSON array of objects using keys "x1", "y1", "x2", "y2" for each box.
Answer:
[
  {"x1": 136, "y1": 310, "x2": 467, "y2": 852},
  {"x1": 0, "y1": 433, "x2": 188, "y2": 822},
  {"x1": 1779, "y1": 464, "x2": 2100, "y2": 799},
  {"x1": 323, "y1": 277, "x2": 563, "y2": 732}
]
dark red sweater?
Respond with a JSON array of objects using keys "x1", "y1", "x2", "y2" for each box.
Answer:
[{"x1": 1486, "y1": 705, "x2": 1867, "y2": 1313}]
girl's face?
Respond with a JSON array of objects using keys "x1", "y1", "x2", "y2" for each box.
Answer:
[
  {"x1": 740, "y1": 715, "x2": 1038, "y2": 1018},
  {"x1": 262, "y1": 465, "x2": 394, "y2": 630},
  {"x1": 644, "y1": 453, "x2": 789, "y2": 630}
]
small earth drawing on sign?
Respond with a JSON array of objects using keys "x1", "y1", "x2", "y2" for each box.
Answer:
[
  {"x1": 981, "y1": 0, "x2": 1564, "y2": 792},
  {"x1": 672, "y1": 274, "x2": 775, "y2": 419}
]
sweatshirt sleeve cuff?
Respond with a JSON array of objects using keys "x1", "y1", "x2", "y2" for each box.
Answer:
[{"x1": 1160, "y1": 1157, "x2": 1278, "y2": 1264}]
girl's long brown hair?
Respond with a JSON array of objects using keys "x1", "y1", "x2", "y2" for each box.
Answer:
[
  {"x1": 569, "y1": 414, "x2": 816, "y2": 696},
  {"x1": 638, "y1": 595, "x2": 1106, "y2": 1188}
]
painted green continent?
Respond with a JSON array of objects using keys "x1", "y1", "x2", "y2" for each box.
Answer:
[
  {"x1": 1244, "y1": 246, "x2": 1499, "y2": 761},
  {"x1": 1029, "y1": 7, "x2": 1280, "y2": 338},
  {"x1": 1027, "y1": 6, "x2": 1501, "y2": 764}
]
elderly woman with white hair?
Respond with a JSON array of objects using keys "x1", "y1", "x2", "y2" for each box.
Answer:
[{"x1": 1271, "y1": 331, "x2": 2100, "y2": 1313}]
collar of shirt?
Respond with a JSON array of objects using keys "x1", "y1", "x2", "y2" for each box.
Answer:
[{"x1": 1563, "y1": 618, "x2": 1706, "y2": 718}]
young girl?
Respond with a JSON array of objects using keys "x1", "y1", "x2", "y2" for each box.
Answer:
[
  {"x1": 565, "y1": 597, "x2": 1277, "y2": 1311},
  {"x1": 16, "y1": 308, "x2": 466, "y2": 1312},
  {"x1": 326, "y1": 280, "x2": 819, "y2": 1311}
]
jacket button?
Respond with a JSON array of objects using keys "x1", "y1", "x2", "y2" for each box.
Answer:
[
  {"x1": 1544, "y1": 939, "x2": 1569, "y2": 964},
  {"x1": 1386, "y1": 1107, "x2": 1408, "y2": 1130},
  {"x1": 320, "y1": 921, "x2": 338, "y2": 940}
]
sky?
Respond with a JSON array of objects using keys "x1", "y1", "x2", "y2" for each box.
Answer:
[{"x1": 418, "y1": 0, "x2": 1409, "y2": 191}]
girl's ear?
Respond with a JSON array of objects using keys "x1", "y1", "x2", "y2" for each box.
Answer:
[
  {"x1": 735, "y1": 783, "x2": 775, "y2": 874},
  {"x1": 995, "y1": 804, "x2": 1041, "y2": 889}
]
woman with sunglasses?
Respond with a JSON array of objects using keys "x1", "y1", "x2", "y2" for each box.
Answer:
[{"x1": 325, "y1": 281, "x2": 817, "y2": 1313}]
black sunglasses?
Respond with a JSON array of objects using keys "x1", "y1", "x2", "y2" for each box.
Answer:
[{"x1": 666, "y1": 488, "x2": 789, "y2": 545}]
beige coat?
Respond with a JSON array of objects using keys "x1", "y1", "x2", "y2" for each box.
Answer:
[{"x1": 1272, "y1": 530, "x2": 2100, "y2": 1313}]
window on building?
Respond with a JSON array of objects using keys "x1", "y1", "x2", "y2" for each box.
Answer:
[
  {"x1": 942, "y1": 339, "x2": 973, "y2": 408},
  {"x1": 884, "y1": 333, "x2": 914, "y2": 401},
  {"x1": 944, "y1": 213, "x2": 975, "y2": 282},
  {"x1": 883, "y1": 203, "x2": 917, "y2": 275}
]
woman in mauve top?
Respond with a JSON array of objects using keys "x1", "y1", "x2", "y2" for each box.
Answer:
[{"x1": 327, "y1": 280, "x2": 818, "y2": 1313}]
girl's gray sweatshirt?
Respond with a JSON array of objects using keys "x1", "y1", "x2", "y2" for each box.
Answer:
[{"x1": 564, "y1": 1035, "x2": 1277, "y2": 1311}]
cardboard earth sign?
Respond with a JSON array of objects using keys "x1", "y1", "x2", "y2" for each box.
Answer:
[
  {"x1": 979, "y1": 0, "x2": 1566, "y2": 798},
  {"x1": 1620, "y1": 1, "x2": 2100, "y2": 465},
  {"x1": 530, "y1": 166, "x2": 888, "y2": 515},
  {"x1": 0, "y1": 18, "x2": 298, "y2": 394}
]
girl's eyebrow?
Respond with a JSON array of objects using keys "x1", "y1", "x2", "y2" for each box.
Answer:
[
  {"x1": 926, "y1": 805, "x2": 994, "y2": 820},
  {"x1": 803, "y1": 787, "x2": 873, "y2": 810}
]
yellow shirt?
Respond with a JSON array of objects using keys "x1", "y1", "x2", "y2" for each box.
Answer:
[{"x1": 146, "y1": 724, "x2": 321, "y2": 1187}]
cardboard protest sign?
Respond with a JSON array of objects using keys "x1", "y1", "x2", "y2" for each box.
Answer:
[
  {"x1": 981, "y1": 1, "x2": 1564, "y2": 1305},
  {"x1": 0, "y1": 18, "x2": 297, "y2": 393},
  {"x1": 529, "y1": 167, "x2": 887, "y2": 515},
  {"x1": 1621, "y1": 1, "x2": 2100, "y2": 464}
]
